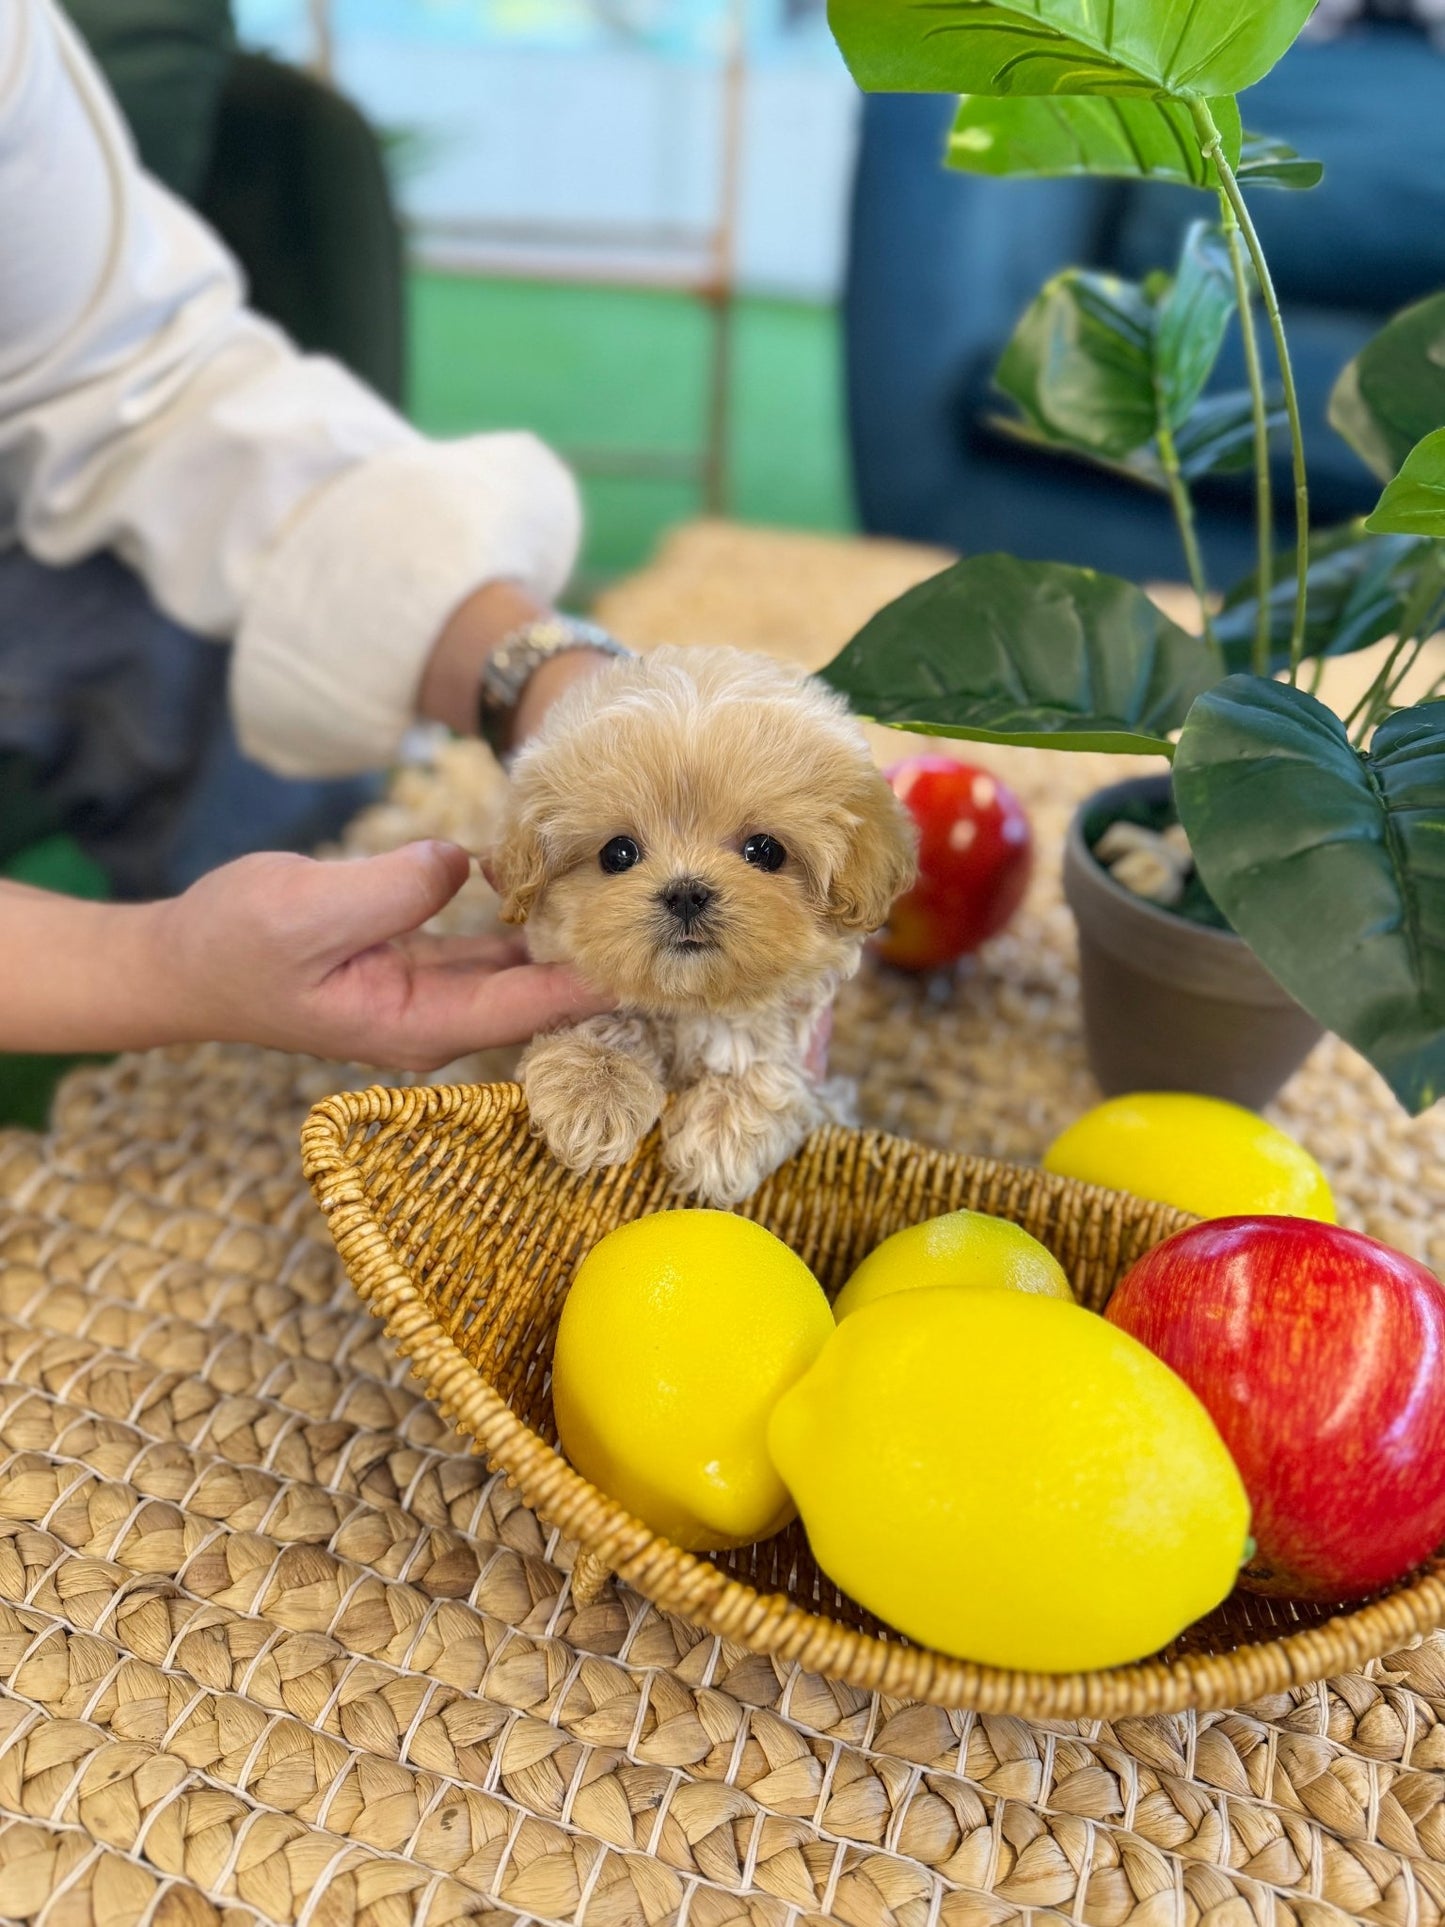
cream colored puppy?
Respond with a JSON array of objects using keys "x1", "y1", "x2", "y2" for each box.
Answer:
[{"x1": 491, "y1": 646, "x2": 917, "y2": 1206}]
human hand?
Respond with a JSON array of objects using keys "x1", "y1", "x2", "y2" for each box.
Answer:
[{"x1": 153, "y1": 840, "x2": 613, "y2": 1070}]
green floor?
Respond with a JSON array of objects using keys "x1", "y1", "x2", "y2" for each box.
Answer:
[
  {"x1": 408, "y1": 272, "x2": 855, "y2": 583},
  {"x1": 1, "y1": 275, "x2": 853, "y2": 1127}
]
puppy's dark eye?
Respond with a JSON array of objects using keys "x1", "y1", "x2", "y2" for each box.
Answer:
[
  {"x1": 600, "y1": 835, "x2": 641, "y2": 874},
  {"x1": 742, "y1": 834, "x2": 786, "y2": 873}
]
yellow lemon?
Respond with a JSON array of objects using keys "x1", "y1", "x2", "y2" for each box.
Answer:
[
  {"x1": 552, "y1": 1209, "x2": 833, "y2": 1552},
  {"x1": 1042, "y1": 1092, "x2": 1335, "y2": 1222},
  {"x1": 768, "y1": 1289, "x2": 1249, "y2": 1672},
  {"x1": 833, "y1": 1209, "x2": 1071, "y2": 1321}
]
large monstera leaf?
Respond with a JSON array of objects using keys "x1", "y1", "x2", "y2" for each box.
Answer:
[
  {"x1": 1214, "y1": 524, "x2": 1431, "y2": 674},
  {"x1": 1330, "y1": 291, "x2": 1445, "y2": 485},
  {"x1": 828, "y1": 0, "x2": 1317, "y2": 101},
  {"x1": 947, "y1": 93, "x2": 1241, "y2": 184},
  {"x1": 993, "y1": 224, "x2": 1237, "y2": 480},
  {"x1": 819, "y1": 554, "x2": 1222, "y2": 754},
  {"x1": 1174, "y1": 678, "x2": 1445, "y2": 1113}
]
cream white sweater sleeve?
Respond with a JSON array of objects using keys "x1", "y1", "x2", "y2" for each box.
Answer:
[{"x1": 0, "y1": 0, "x2": 581, "y2": 777}]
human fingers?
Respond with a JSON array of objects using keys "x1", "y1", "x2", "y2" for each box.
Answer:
[
  {"x1": 391, "y1": 930, "x2": 531, "y2": 969},
  {"x1": 375, "y1": 960, "x2": 615, "y2": 1067},
  {"x1": 308, "y1": 843, "x2": 472, "y2": 964}
]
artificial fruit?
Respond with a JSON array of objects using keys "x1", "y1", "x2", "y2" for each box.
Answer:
[
  {"x1": 832, "y1": 1207, "x2": 1071, "y2": 1319},
  {"x1": 552, "y1": 1210, "x2": 833, "y2": 1551},
  {"x1": 875, "y1": 755, "x2": 1032, "y2": 970},
  {"x1": 769, "y1": 1287, "x2": 1250, "y2": 1670},
  {"x1": 1107, "y1": 1216, "x2": 1445, "y2": 1597},
  {"x1": 1043, "y1": 1092, "x2": 1335, "y2": 1220}
]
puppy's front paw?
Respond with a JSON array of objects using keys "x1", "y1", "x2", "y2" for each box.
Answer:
[
  {"x1": 521, "y1": 1032, "x2": 664, "y2": 1171},
  {"x1": 662, "y1": 1067, "x2": 823, "y2": 1208}
]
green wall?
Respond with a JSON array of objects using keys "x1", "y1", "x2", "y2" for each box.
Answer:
[{"x1": 407, "y1": 271, "x2": 854, "y2": 584}]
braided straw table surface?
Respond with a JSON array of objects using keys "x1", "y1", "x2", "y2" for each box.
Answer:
[{"x1": 5, "y1": 524, "x2": 1445, "y2": 1927}]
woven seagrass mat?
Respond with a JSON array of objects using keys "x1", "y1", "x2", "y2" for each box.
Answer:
[{"x1": 5, "y1": 523, "x2": 1445, "y2": 1927}]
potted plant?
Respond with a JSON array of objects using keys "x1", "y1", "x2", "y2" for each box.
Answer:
[{"x1": 818, "y1": 0, "x2": 1445, "y2": 1115}]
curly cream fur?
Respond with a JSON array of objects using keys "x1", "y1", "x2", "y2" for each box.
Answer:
[{"x1": 494, "y1": 646, "x2": 917, "y2": 1206}]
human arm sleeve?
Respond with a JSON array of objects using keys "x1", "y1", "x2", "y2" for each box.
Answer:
[{"x1": 0, "y1": 0, "x2": 581, "y2": 777}]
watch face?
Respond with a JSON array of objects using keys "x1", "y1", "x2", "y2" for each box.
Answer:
[{"x1": 478, "y1": 625, "x2": 629, "y2": 759}]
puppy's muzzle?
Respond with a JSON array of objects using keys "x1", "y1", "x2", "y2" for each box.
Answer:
[{"x1": 658, "y1": 877, "x2": 716, "y2": 941}]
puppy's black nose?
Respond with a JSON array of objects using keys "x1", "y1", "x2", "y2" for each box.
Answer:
[{"x1": 659, "y1": 878, "x2": 715, "y2": 928}]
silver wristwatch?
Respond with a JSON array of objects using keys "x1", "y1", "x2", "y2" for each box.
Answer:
[{"x1": 476, "y1": 616, "x2": 632, "y2": 761}]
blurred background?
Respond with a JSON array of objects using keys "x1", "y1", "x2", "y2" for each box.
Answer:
[
  {"x1": 62, "y1": 0, "x2": 1444, "y2": 599},
  {"x1": 6, "y1": 0, "x2": 1442, "y2": 1124},
  {"x1": 75, "y1": 0, "x2": 860, "y2": 593}
]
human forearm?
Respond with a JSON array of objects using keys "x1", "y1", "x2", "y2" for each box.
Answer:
[
  {"x1": 0, "y1": 882, "x2": 178, "y2": 1053},
  {"x1": 0, "y1": 849, "x2": 613, "y2": 1066},
  {"x1": 417, "y1": 579, "x2": 618, "y2": 750}
]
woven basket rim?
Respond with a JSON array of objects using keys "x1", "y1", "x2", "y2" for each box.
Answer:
[{"x1": 301, "y1": 1079, "x2": 1445, "y2": 1719}]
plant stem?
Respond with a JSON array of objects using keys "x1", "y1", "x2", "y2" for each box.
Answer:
[
  {"x1": 1155, "y1": 415, "x2": 1217, "y2": 650},
  {"x1": 1345, "y1": 634, "x2": 1412, "y2": 735},
  {"x1": 1348, "y1": 637, "x2": 1429, "y2": 746},
  {"x1": 1383, "y1": 636, "x2": 1431, "y2": 707},
  {"x1": 1193, "y1": 98, "x2": 1309, "y2": 683},
  {"x1": 1217, "y1": 204, "x2": 1273, "y2": 676},
  {"x1": 1345, "y1": 544, "x2": 1445, "y2": 740}
]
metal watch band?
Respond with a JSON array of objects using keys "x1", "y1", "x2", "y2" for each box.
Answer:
[{"x1": 476, "y1": 617, "x2": 632, "y2": 762}]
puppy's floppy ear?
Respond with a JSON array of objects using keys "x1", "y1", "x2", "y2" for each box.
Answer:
[
  {"x1": 827, "y1": 768, "x2": 919, "y2": 935},
  {"x1": 489, "y1": 815, "x2": 553, "y2": 925}
]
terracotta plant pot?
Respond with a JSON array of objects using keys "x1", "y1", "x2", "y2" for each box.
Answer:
[{"x1": 1063, "y1": 774, "x2": 1323, "y2": 1110}]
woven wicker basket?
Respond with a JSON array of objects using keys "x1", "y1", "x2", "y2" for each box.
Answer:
[{"x1": 301, "y1": 1079, "x2": 1445, "y2": 1719}]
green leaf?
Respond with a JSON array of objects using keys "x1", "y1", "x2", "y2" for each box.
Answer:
[
  {"x1": 827, "y1": 0, "x2": 1317, "y2": 101},
  {"x1": 946, "y1": 93, "x2": 1241, "y2": 185},
  {"x1": 1330, "y1": 291, "x2": 1445, "y2": 484},
  {"x1": 1236, "y1": 130, "x2": 1323, "y2": 189},
  {"x1": 996, "y1": 269, "x2": 1158, "y2": 457},
  {"x1": 819, "y1": 554, "x2": 1223, "y2": 754},
  {"x1": 1002, "y1": 390, "x2": 1274, "y2": 487},
  {"x1": 1154, "y1": 224, "x2": 1236, "y2": 426},
  {"x1": 1169, "y1": 388, "x2": 1285, "y2": 480},
  {"x1": 1215, "y1": 523, "x2": 1430, "y2": 674},
  {"x1": 1175, "y1": 678, "x2": 1445, "y2": 1113},
  {"x1": 993, "y1": 223, "x2": 1236, "y2": 474},
  {"x1": 1366, "y1": 429, "x2": 1445, "y2": 538},
  {"x1": 989, "y1": 387, "x2": 1278, "y2": 492},
  {"x1": 983, "y1": 400, "x2": 1262, "y2": 491}
]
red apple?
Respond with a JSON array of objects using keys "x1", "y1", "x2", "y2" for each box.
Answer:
[
  {"x1": 875, "y1": 756, "x2": 1033, "y2": 970},
  {"x1": 1107, "y1": 1216, "x2": 1445, "y2": 1600}
]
